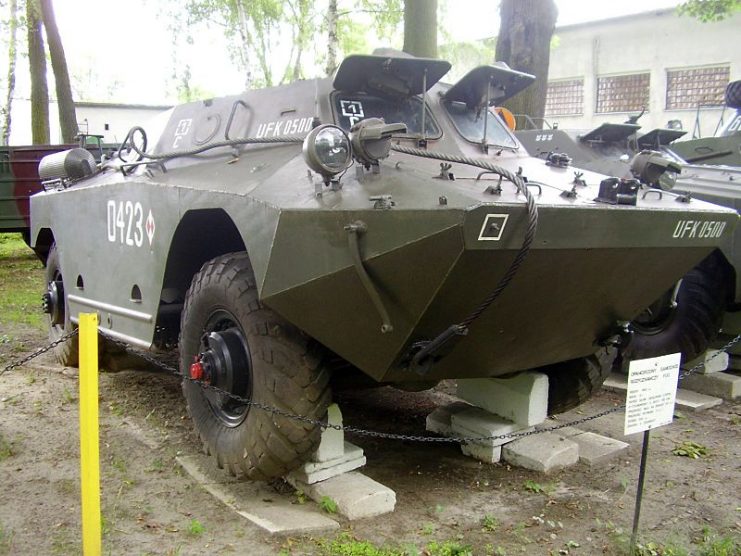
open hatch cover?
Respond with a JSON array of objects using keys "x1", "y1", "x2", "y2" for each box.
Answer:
[
  {"x1": 444, "y1": 63, "x2": 535, "y2": 109},
  {"x1": 333, "y1": 54, "x2": 451, "y2": 97},
  {"x1": 579, "y1": 123, "x2": 641, "y2": 144},
  {"x1": 637, "y1": 128, "x2": 687, "y2": 149}
]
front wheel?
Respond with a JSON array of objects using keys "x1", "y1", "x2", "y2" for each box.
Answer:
[
  {"x1": 619, "y1": 253, "x2": 727, "y2": 370},
  {"x1": 43, "y1": 244, "x2": 79, "y2": 366},
  {"x1": 179, "y1": 252, "x2": 331, "y2": 480},
  {"x1": 538, "y1": 346, "x2": 617, "y2": 415}
]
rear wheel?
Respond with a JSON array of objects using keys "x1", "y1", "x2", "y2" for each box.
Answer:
[
  {"x1": 619, "y1": 254, "x2": 727, "y2": 370},
  {"x1": 179, "y1": 252, "x2": 331, "y2": 480},
  {"x1": 539, "y1": 346, "x2": 617, "y2": 415},
  {"x1": 43, "y1": 244, "x2": 78, "y2": 366}
]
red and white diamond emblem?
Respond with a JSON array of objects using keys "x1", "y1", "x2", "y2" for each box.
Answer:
[{"x1": 145, "y1": 210, "x2": 156, "y2": 245}]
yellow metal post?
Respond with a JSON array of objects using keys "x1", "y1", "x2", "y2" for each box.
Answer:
[{"x1": 78, "y1": 313, "x2": 101, "y2": 556}]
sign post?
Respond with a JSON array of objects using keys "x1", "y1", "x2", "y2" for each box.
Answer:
[
  {"x1": 624, "y1": 352, "x2": 681, "y2": 552},
  {"x1": 79, "y1": 313, "x2": 101, "y2": 556}
]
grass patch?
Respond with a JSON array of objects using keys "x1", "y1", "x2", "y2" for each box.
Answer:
[
  {"x1": 672, "y1": 441, "x2": 709, "y2": 459},
  {"x1": 298, "y1": 532, "x2": 475, "y2": 556},
  {"x1": 186, "y1": 518, "x2": 205, "y2": 537},
  {"x1": 0, "y1": 233, "x2": 45, "y2": 330},
  {"x1": 0, "y1": 434, "x2": 14, "y2": 461},
  {"x1": 0, "y1": 524, "x2": 13, "y2": 555}
]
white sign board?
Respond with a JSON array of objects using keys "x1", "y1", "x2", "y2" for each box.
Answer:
[{"x1": 624, "y1": 353, "x2": 681, "y2": 436}]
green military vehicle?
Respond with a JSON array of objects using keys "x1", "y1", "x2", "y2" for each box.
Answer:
[
  {"x1": 1, "y1": 135, "x2": 115, "y2": 242},
  {"x1": 31, "y1": 52, "x2": 737, "y2": 480},
  {"x1": 670, "y1": 80, "x2": 741, "y2": 167},
  {"x1": 516, "y1": 83, "x2": 741, "y2": 368}
]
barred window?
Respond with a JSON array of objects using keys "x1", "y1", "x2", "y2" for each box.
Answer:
[
  {"x1": 545, "y1": 79, "x2": 584, "y2": 116},
  {"x1": 666, "y1": 66, "x2": 729, "y2": 110},
  {"x1": 596, "y1": 73, "x2": 650, "y2": 113}
]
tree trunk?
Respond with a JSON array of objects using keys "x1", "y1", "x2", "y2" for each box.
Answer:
[
  {"x1": 402, "y1": 0, "x2": 437, "y2": 58},
  {"x1": 27, "y1": 0, "x2": 50, "y2": 144},
  {"x1": 40, "y1": 0, "x2": 78, "y2": 143},
  {"x1": 495, "y1": 0, "x2": 558, "y2": 129},
  {"x1": 1, "y1": 0, "x2": 19, "y2": 145},
  {"x1": 325, "y1": 0, "x2": 338, "y2": 76}
]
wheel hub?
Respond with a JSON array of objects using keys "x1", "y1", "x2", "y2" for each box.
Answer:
[
  {"x1": 195, "y1": 327, "x2": 252, "y2": 427},
  {"x1": 43, "y1": 279, "x2": 65, "y2": 326}
]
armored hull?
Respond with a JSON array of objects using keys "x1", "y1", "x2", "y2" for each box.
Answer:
[{"x1": 29, "y1": 53, "x2": 738, "y2": 479}]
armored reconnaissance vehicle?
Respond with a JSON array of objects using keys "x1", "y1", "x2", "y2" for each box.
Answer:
[
  {"x1": 31, "y1": 52, "x2": 737, "y2": 480},
  {"x1": 517, "y1": 85, "x2": 741, "y2": 368}
]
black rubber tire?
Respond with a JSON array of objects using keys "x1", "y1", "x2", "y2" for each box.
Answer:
[
  {"x1": 620, "y1": 254, "x2": 727, "y2": 370},
  {"x1": 539, "y1": 346, "x2": 617, "y2": 415},
  {"x1": 179, "y1": 252, "x2": 331, "y2": 480},
  {"x1": 45, "y1": 244, "x2": 79, "y2": 367},
  {"x1": 725, "y1": 80, "x2": 741, "y2": 109}
]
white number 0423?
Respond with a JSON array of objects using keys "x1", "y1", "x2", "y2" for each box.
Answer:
[{"x1": 107, "y1": 200, "x2": 144, "y2": 247}]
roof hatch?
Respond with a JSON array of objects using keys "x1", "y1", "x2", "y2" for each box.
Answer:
[
  {"x1": 444, "y1": 63, "x2": 535, "y2": 109},
  {"x1": 333, "y1": 53, "x2": 451, "y2": 97}
]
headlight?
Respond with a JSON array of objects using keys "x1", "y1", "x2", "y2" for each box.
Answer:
[
  {"x1": 302, "y1": 124, "x2": 352, "y2": 180},
  {"x1": 629, "y1": 150, "x2": 682, "y2": 191}
]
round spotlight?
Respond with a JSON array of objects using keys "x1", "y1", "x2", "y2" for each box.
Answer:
[{"x1": 302, "y1": 124, "x2": 352, "y2": 179}]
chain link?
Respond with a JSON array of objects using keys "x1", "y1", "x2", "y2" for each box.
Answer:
[
  {"x1": 0, "y1": 329, "x2": 79, "y2": 377},
  {"x1": 3, "y1": 330, "x2": 739, "y2": 444}
]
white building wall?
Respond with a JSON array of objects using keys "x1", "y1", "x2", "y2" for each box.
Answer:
[
  {"x1": 546, "y1": 9, "x2": 741, "y2": 136},
  {"x1": 7, "y1": 100, "x2": 170, "y2": 146}
]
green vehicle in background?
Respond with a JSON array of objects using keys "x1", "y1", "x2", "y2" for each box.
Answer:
[
  {"x1": 30, "y1": 51, "x2": 737, "y2": 480},
  {"x1": 0, "y1": 135, "x2": 115, "y2": 243}
]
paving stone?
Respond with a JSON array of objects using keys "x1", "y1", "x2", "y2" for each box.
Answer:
[
  {"x1": 570, "y1": 432, "x2": 629, "y2": 466},
  {"x1": 502, "y1": 433, "x2": 579, "y2": 473},
  {"x1": 535, "y1": 419, "x2": 584, "y2": 439},
  {"x1": 287, "y1": 442, "x2": 366, "y2": 485},
  {"x1": 288, "y1": 471, "x2": 396, "y2": 520},
  {"x1": 177, "y1": 455, "x2": 339, "y2": 534},
  {"x1": 457, "y1": 372, "x2": 548, "y2": 426},
  {"x1": 451, "y1": 407, "x2": 530, "y2": 447},
  {"x1": 425, "y1": 402, "x2": 473, "y2": 436},
  {"x1": 679, "y1": 372, "x2": 740, "y2": 400},
  {"x1": 685, "y1": 350, "x2": 729, "y2": 374}
]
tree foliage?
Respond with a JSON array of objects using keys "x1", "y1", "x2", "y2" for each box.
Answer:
[{"x1": 677, "y1": 0, "x2": 741, "y2": 22}]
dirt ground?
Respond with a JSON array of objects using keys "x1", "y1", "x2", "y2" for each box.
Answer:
[{"x1": 0, "y1": 320, "x2": 739, "y2": 555}]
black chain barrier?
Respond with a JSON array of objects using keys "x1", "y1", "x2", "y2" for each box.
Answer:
[{"x1": 2, "y1": 329, "x2": 739, "y2": 444}]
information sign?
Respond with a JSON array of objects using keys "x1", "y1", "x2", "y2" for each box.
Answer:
[{"x1": 624, "y1": 353, "x2": 681, "y2": 436}]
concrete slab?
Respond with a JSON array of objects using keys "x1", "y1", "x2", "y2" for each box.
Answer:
[
  {"x1": 451, "y1": 407, "x2": 530, "y2": 447},
  {"x1": 425, "y1": 402, "x2": 473, "y2": 436},
  {"x1": 603, "y1": 372, "x2": 728, "y2": 407},
  {"x1": 535, "y1": 420, "x2": 584, "y2": 439},
  {"x1": 602, "y1": 373, "x2": 628, "y2": 393},
  {"x1": 675, "y1": 389, "x2": 723, "y2": 410},
  {"x1": 287, "y1": 442, "x2": 365, "y2": 485},
  {"x1": 502, "y1": 433, "x2": 579, "y2": 473},
  {"x1": 313, "y1": 404, "x2": 345, "y2": 462},
  {"x1": 177, "y1": 454, "x2": 339, "y2": 534},
  {"x1": 457, "y1": 372, "x2": 548, "y2": 427},
  {"x1": 679, "y1": 371, "x2": 740, "y2": 400},
  {"x1": 570, "y1": 432, "x2": 629, "y2": 466},
  {"x1": 288, "y1": 471, "x2": 396, "y2": 520},
  {"x1": 685, "y1": 350, "x2": 729, "y2": 374},
  {"x1": 461, "y1": 442, "x2": 502, "y2": 464}
]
